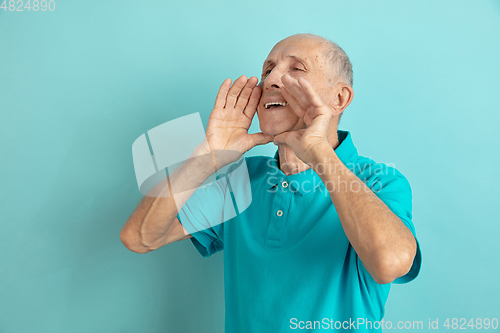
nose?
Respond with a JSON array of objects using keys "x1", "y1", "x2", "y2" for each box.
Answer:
[{"x1": 262, "y1": 67, "x2": 283, "y2": 91}]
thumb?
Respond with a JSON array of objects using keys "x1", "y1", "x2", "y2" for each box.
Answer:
[
  {"x1": 273, "y1": 132, "x2": 292, "y2": 146},
  {"x1": 249, "y1": 132, "x2": 273, "y2": 148}
]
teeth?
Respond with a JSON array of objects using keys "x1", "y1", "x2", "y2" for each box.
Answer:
[{"x1": 265, "y1": 102, "x2": 288, "y2": 109}]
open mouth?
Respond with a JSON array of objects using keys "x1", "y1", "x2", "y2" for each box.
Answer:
[{"x1": 264, "y1": 102, "x2": 289, "y2": 109}]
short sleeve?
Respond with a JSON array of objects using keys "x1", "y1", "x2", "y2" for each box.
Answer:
[
  {"x1": 177, "y1": 172, "x2": 235, "y2": 258},
  {"x1": 363, "y1": 166, "x2": 422, "y2": 284},
  {"x1": 177, "y1": 156, "x2": 252, "y2": 258}
]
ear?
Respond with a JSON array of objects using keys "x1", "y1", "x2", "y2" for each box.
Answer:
[{"x1": 329, "y1": 83, "x2": 353, "y2": 115}]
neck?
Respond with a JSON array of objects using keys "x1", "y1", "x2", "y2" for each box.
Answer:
[
  {"x1": 277, "y1": 128, "x2": 341, "y2": 176},
  {"x1": 277, "y1": 145, "x2": 308, "y2": 176}
]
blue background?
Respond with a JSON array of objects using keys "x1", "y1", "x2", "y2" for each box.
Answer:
[{"x1": 1, "y1": 1, "x2": 499, "y2": 332}]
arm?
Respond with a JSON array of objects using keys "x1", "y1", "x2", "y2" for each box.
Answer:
[
  {"x1": 120, "y1": 147, "x2": 214, "y2": 254},
  {"x1": 120, "y1": 75, "x2": 272, "y2": 254},
  {"x1": 273, "y1": 74, "x2": 416, "y2": 284},
  {"x1": 310, "y1": 147, "x2": 417, "y2": 284}
]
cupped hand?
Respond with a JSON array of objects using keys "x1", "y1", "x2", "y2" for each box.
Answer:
[
  {"x1": 272, "y1": 74, "x2": 335, "y2": 164},
  {"x1": 205, "y1": 75, "x2": 273, "y2": 169}
]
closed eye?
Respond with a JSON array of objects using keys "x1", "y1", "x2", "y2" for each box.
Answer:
[{"x1": 261, "y1": 68, "x2": 273, "y2": 79}]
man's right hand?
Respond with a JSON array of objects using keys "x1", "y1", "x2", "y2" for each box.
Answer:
[{"x1": 204, "y1": 75, "x2": 273, "y2": 170}]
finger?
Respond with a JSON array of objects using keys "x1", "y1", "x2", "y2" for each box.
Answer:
[
  {"x1": 297, "y1": 77, "x2": 325, "y2": 107},
  {"x1": 273, "y1": 132, "x2": 296, "y2": 147},
  {"x1": 235, "y1": 76, "x2": 258, "y2": 111},
  {"x1": 214, "y1": 78, "x2": 231, "y2": 109},
  {"x1": 248, "y1": 132, "x2": 273, "y2": 148},
  {"x1": 272, "y1": 132, "x2": 288, "y2": 145},
  {"x1": 226, "y1": 75, "x2": 248, "y2": 108},
  {"x1": 281, "y1": 74, "x2": 310, "y2": 109},
  {"x1": 243, "y1": 85, "x2": 261, "y2": 119},
  {"x1": 274, "y1": 129, "x2": 305, "y2": 146},
  {"x1": 281, "y1": 84, "x2": 306, "y2": 119}
]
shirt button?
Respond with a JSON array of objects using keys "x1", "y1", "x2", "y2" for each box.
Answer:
[
  {"x1": 282, "y1": 181, "x2": 288, "y2": 188},
  {"x1": 276, "y1": 210, "x2": 283, "y2": 217}
]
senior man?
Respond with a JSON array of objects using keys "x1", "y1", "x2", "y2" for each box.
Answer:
[{"x1": 121, "y1": 33, "x2": 421, "y2": 332}]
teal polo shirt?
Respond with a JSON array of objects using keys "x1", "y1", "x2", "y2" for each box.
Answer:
[{"x1": 177, "y1": 130, "x2": 421, "y2": 333}]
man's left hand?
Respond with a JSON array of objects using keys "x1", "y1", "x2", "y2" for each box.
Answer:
[{"x1": 272, "y1": 74, "x2": 334, "y2": 164}]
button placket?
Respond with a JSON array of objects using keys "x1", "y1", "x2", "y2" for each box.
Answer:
[{"x1": 266, "y1": 178, "x2": 293, "y2": 248}]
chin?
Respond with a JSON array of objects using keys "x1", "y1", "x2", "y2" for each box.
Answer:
[
  {"x1": 257, "y1": 109, "x2": 298, "y2": 137},
  {"x1": 259, "y1": 121, "x2": 294, "y2": 137}
]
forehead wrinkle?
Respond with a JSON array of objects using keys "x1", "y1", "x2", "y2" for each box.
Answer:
[{"x1": 286, "y1": 55, "x2": 309, "y2": 66}]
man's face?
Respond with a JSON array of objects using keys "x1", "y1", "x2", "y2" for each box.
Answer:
[{"x1": 257, "y1": 36, "x2": 335, "y2": 137}]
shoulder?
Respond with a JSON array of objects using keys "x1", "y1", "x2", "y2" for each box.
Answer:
[
  {"x1": 352, "y1": 155, "x2": 414, "y2": 232},
  {"x1": 351, "y1": 155, "x2": 411, "y2": 194}
]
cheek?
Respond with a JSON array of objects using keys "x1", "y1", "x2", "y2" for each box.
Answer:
[{"x1": 312, "y1": 81, "x2": 335, "y2": 105}]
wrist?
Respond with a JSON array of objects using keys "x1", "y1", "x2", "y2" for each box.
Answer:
[
  {"x1": 191, "y1": 141, "x2": 218, "y2": 175},
  {"x1": 193, "y1": 139, "x2": 212, "y2": 156},
  {"x1": 194, "y1": 140, "x2": 243, "y2": 173},
  {"x1": 310, "y1": 144, "x2": 341, "y2": 177}
]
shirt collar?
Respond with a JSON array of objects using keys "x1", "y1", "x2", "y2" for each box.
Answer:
[{"x1": 265, "y1": 130, "x2": 358, "y2": 195}]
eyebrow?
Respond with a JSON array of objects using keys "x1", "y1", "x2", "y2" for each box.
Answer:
[{"x1": 262, "y1": 55, "x2": 306, "y2": 69}]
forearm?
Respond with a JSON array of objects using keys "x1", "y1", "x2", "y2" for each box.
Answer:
[
  {"x1": 121, "y1": 75, "x2": 267, "y2": 252},
  {"x1": 121, "y1": 145, "x2": 216, "y2": 251},
  {"x1": 310, "y1": 145, "x2": 417, "y2": 284}
]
